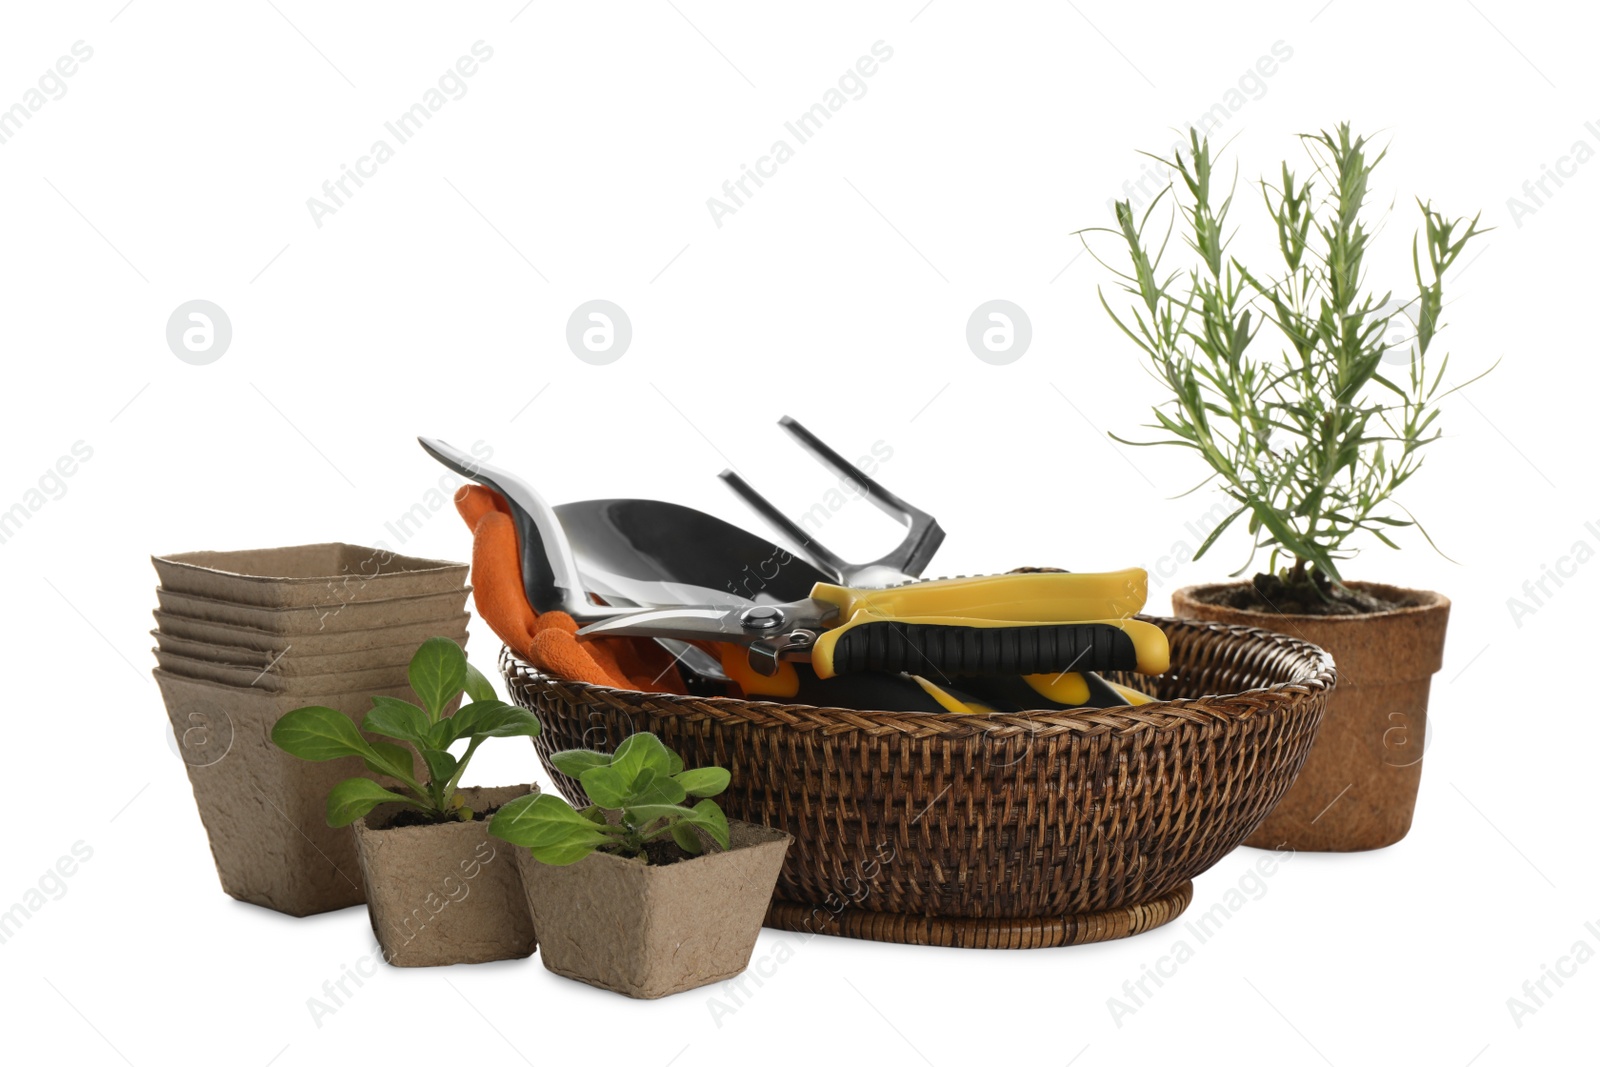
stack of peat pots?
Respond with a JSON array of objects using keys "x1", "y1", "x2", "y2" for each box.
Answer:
[{"x1": 151, "y1": 544, "x2": 470, "y2": 916}]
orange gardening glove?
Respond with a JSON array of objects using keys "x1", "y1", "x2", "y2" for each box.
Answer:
[{"x1": 453, "y1": 485, "x2": 686, "y2": 694}]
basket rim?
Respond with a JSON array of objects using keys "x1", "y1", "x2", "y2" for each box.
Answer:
[{"x1": 499, "y1": 614, "x2": 1335, "y2": 738}]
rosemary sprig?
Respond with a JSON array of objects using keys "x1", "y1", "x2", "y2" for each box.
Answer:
[{"x1": 1084, "y1": 124, "x2": 1491, "y2": 594}]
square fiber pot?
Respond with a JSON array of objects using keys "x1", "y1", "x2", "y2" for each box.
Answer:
[
  {"x1": 155, "y1": 587, "x2": 472, "y2": 633},
  {"x1": 155, "y1": 669, "x2": 427, "y2": 916},
  {"x1": 152, "y1": 648, "x2": 414, "y2": 695},
  {"x1": 150, "y1": 630, "x2": 446, "y2": 674},
  {"x1": 153, "y1": 610, "x2": 469, "y2": 656},
  {"x1": 152, "y1": 544, "x2": 467, "y2": 609},
  {"x1": 515, "y1": 820, "x2": 791, "y2": 998},
  {"x1": 352, "y1": 785, "x2": 539, "y2": 968}
]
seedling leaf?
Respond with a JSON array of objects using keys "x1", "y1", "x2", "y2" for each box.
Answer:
[
  {"x1": 550, "y1": 749, "x2": 611, "y2": 777},
  {"x1": 327, "y1": 778, "x2": 416, "y2": 827},
  {"x1": 271, "y1": 706, "x2": 374, "y2": 763},
  {"x1": 672, "y1": 767, "x2": 730, "y2": 798},
  {"x1": 408, "y1": 636, "x2": 467, "y2": 720}
]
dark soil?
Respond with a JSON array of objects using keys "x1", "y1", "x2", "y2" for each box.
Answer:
[
  {"x1": 1198, "y1": 573, "x2": 1418, "y2": 616},
  {"x1": 603, "y1": 837, "x2": 695, "y2": 866},
  {"x1": 382, "y1": 804, "x2": 501, "y2": 830}
]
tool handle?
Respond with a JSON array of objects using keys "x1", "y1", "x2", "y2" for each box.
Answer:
[
  {"x1": 812, "y1": 619, "x2": 1164, "y2": 679},
  {"x1": 811, "y1": 569, "x2": 1149, "y2": 624}
]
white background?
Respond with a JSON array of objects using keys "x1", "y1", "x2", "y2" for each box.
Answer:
[{"x1": 2, "y1": 1, "x2": 1595, "y2": 1064}]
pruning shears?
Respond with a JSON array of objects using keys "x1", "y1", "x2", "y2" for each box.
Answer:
[{"x1": 577, "y1": 569, "x2": 1169, "y2": 681}]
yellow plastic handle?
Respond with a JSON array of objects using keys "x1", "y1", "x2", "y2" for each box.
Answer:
[{"x1": 808, "y1": 568, "x2": 1148, "y2": 623}]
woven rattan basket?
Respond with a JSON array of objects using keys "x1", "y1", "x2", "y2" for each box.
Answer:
[{"x1": 501, "y1": 615, "x2": 1333, "y2": 949}]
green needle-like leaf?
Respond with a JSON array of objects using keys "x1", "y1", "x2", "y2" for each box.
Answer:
[{"x1": 1086, "y1": 124, "x2": 1487, "y2": 596}]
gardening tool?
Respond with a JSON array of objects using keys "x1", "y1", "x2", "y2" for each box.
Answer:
[
  {"x1": 550, "y1": 489, "x2": 1160, "y2": 698},
  {"x1": 553, "y1": 499, "x2": 1017, "y2": 709},
  {"x1": 578, "y1": 570, "x2": 1169, "y2": 679},
  {"x1": 418, "y1": 438, "x2": 724, "y2": 682},
  {"x1": 550, "y1": 422, "x2": 1158, "y2": 705},
  {"x1": 719, "y1": 416, "x2": 943, "y2": 588},
  {"x1": 710, "y1": 418, "x2": 1156, "y2": 707},
  {"x1": 552, "y1": 417, "x2": 926, "y2": 605},
  {"x1": 419, "y1": 439, "x2": 599, "y2": 622},
  {"x1": 553, "y1": 497, "x2": 827, "y2": 606},
  {"x1": 424, "y1": 432, "x2": 1162, "y2": 707}
]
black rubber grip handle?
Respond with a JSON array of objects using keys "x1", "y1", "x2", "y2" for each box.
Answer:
[{"x1": 826, "y1": 622, "x2": 1139, "y2": 677}]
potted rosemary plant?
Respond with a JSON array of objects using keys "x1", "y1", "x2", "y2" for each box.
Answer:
[{"x1": 1090, "y1": 124, "x2": 1489, "y2": 851}]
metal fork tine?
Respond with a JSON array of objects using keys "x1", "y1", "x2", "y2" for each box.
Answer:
[
  {"x1": 777, "y1": 416, "x2": 945, "y2": 579},
  {"x1": 778, "y1": 417, "x2": 908, "y2": 517},
  {"x1": 718, "y1": 468, "x2": 850, "y2": 582}
]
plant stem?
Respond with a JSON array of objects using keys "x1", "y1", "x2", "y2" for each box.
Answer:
[
  {"x1": 1088, "y1": 123, "x2": 1487, "y2": 587},
  {"x1": 437, "y1": 737, "x2": 484, "y2": 809}
]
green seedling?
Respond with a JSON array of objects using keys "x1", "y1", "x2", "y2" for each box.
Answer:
[
  {"x1": 271, "y1": 636, "x2": 540, "y2": 826},
  {"x1": 488, "y1": 732, "x2": 730, "y2": 865},
  {"x1": 1084, "y1": 123, "x2": 1491, "y2": 603}
]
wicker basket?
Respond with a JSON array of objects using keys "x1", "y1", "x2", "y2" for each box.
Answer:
[{"x1": 500, "y1": 615, "x2": 1333, "y2": 949}]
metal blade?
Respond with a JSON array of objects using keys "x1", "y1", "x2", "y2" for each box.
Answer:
[
  {"x1": 573, "y1": 568, "x2": 730, "y2": 681},
  {"x1": 417, "y1": 436, "x2": 604, "y2": 623},
  {"x1": 574, "y1": 563, "x2": 752, "y2": 611},
  {"x1": 653, "y1": 639, "x2": 728, "y2": 681},
  {"x1": 576, "y1": 605, "x2": 751, "y2": 642}
]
